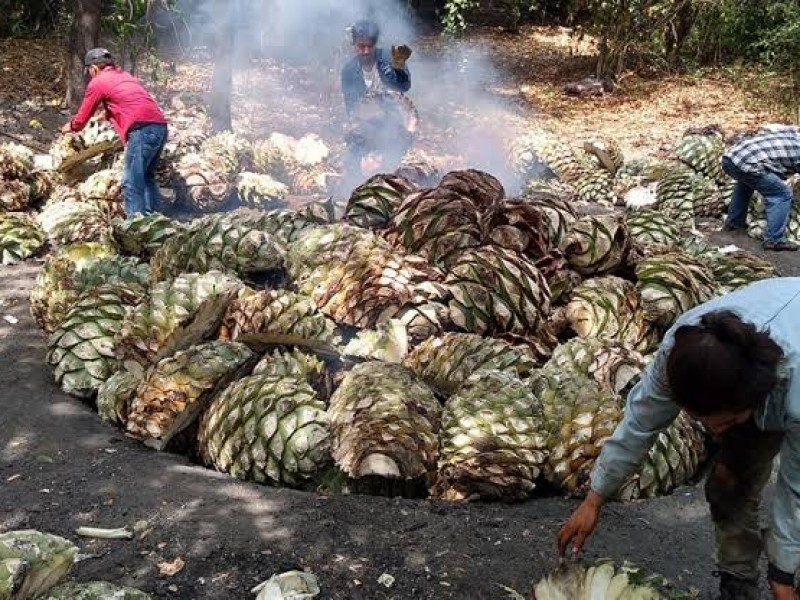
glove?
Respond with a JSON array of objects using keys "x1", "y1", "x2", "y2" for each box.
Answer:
[{"x1": 391, "y1": 44, "x2": 412, "y2": 70}]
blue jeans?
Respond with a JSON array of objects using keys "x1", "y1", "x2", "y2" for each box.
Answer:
[
  {"x1": 722, "y1": 156, "x2": 793, "y2": 243},
  {"x1": 123, "y1": 123, "x2": 168, "y2": 215}
]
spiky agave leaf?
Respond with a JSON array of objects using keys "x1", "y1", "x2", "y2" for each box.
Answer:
[
  {"x1": 384, "y1": 187, "x2": 483, "y2": 268},
  {"x1": 617, "y1": 411, "x2": 709, "y2": 501},
  {"x1": 626, "y1": 208, "x2": 681, "y2": 254},
  {"x1": 72, "y1": 255, "x2": 150, "y2": 291},
  {"x1": 175, "y1": 152, "x2": 233, "y2": 212},
  {"x1": 252, "y1": 133, "x2": 300, "y2": 181},
  {"x1": 200, "y1": 130, "x2": 253, "y2": 174},
  {"x1": 78, "y1": 168, "x2": 124, "y2": 217},
  {"x1": 97, "y1": 369, "x2": 142, "y2": 426},
  {"x1": 328, "y1": 362, "x2": 441, "y2": 480},
  {"x1": 126, "y1": 340, "x2": 255, "y2": 450},
  {"x1": 574, "y1": 169, "x2": 616, "y2": 205},
  {"x1": 635, "y1": 251, "x2": 717, "y2": 328},
  {"x1": 111, "y1": 213, "x2": 184, "y2": 259},
  {"x1": 561, "y1": 214, "x2": 632, "y2": 276},
  {"x1": 250, "y1": 208, "x2": 328, "y2": 246},
  {"x1": 545, "y1": 337, "x2": 647, "y2": 396},
  {"x1": 446, "y1": 245, "x2": 551, "y2": 338},
  {"x1": 434, "y1": 369, "x2": 547, "y2": 501},
  {"x1": 438, "y1": 168, "x2": 505, "y2": 210},
  {"x1": 29, "y1": 242, "x2": 118, "y2": 333},
  {"x1": 199, "y1": 371, "x2": 330, "y2": 486},
  {"x1": 235, "y1": 171, "x2": 289, "y2": 209},
  {"x1": 311, "y1": 243, "x2": 449, "y2": 330},
  {"x1": 404, "y1": 332, "x2": 538, "y2": 396},
  {"x1": 531, "y1": 366, "x2": 623, "y2": 495},
  {"x1": 747, "y1": 194, "x2": 800, "y2": 243},
  {"x1": 583, "y1": 136, "x2": 624, "y2": 176},
  {"x1": 27, "y1": 170, "x2": 57, "y2": 204},
  {"x1": 0, "y1": 179, "x2": 31, "y2": 212},
  {"x1": 345, "y1": 173, "x2": 416, "y2": 229},
  {"x1": 47, "y1": 283, "x2": 146, "y2": 399},
  {"x1": 115, "y1": 271, "x2": 245, "y2": 368},
  {"x1": 149, "y1": 213, "x2": 286, "y2": 283},
  {"x1": 38, "y1": 200, "x2": 112, "y2": 246},
  {"x1": 0, "y1": 530, "x2": 78, "y2": 600},
  {"x1": 675, "y1": 132, "x2": 725, "y2": 182},
  {"x1": 533, "y1": 559, "x2": 687, "y2": 599},
  {"x1": 534, "y1": 249, "x2": 582, "y2": 304},
  {"x1": 535, "y1": 139, "x2": 587, "y2": 184},
  {"x1": 41, "y1": 581, "x2": 152, "y2": 600},
  {"x1": 480, "y1": 200, "x2": 552, "y2": 262},
  {"x1": 566, "y1": 276, "x2": 657, "y2": 353},
  {"x1": 655, "y1": 164, "x2": 700, "y2": 230},
  {"x1": 251, "y1": 347, "x2": 331, "y2": 399},
  {"x1": 706, "y1": 249, "x2": 779, "y2": 294},
  {"x1": 0, "y1": 212, "x2": 46, "y2": 265},
  {"x1": 0, "y1": 142, "x2": 34, "y2": 179},
  {"x1": 285, "y1": 223, "x2": 380, "y2": 288},
  {"x1": 219, "y1": 289, "x2": 337, "y2": 343}
]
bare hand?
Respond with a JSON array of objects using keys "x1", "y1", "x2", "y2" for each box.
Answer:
[
  {"x1": 769, "y1": 581, "x2": 799, "y2": 600},
  {"x1": 391, "y1": 44, "x2": 412, "y2": 69},
  {"x1": 60, "y1": 122, "x2": 73, "y2": 134},
  {"x1": 558, "y1": 491, "x2": 604, "y2": 556}
]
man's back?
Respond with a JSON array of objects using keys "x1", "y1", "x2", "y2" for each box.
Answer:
[
  {"x1": 725, "y1": 129, "x2": 800, "y2": 177},
  {"x1": 74, "y1": 67, "x2": 166, "y2": 142}
]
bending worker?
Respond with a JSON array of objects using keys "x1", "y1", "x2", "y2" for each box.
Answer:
[
  {"x1": 62, "y1": 48, "x2": 168, "y2": 215},
  {"x1": 560, "y1": 277, "x2": 800, "y2": 600}
]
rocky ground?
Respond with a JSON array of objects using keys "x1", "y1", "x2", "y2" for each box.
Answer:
[{"x1": 2, "y1": 25, "x2": 800, "y2": 599}]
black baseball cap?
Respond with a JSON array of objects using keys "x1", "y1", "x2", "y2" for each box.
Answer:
[{"x1": 84, "y1": 48, "x2": 113, "y2": 67}]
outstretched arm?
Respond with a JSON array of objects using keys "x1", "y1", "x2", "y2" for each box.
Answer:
[
  {"x1": 69, "y1": 79, "x2": 105, "y2": 133},
  {"x1": 590, "y1": 349, "x2": 681, "y2": 498},
  {"x1": 560, "y1": 348, "x2": 681, "y2": 556}
]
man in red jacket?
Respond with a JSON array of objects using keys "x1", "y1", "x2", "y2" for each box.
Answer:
[{"x1": 61, "y1": 48, "x2": 168, "y2": 215}]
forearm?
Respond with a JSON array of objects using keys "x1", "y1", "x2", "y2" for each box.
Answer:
[
  {"x1": 70, "y1": 85, "x2": 102, "y2": 132},
  {"x1": 590, "y1": 353, "x2": 680, "y2": 499}
]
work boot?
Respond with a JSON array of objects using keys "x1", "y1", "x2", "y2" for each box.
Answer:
[
  {"x1": 762, "y1": 239, "x2": 799, "y2": 251},
  {"x1": 715, "y1": 571, "x2": 760, "y2": 600},
  {"x1": 722, "y1": 221, "x2": 747, "y2": 232}
]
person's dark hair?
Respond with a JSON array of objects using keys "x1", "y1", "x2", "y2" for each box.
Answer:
[
  {"x1": 352, "y1": 19, "x2": 379, "y2": 44},
  {"x1": 666, "y1": 310, "x2": 783, "y2": 416}
]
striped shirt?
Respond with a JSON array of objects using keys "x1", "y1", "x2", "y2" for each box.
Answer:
[{"x1": 724, "y1": 127, "x2": 800, "y2": 176}]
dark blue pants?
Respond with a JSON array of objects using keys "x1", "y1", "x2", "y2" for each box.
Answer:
[
  {"x1": 123, "y1": 123, "x2": 168, "y2": 215},
  {"x1": 722, "y1": 156, "x2": 793, "y2": 243}
]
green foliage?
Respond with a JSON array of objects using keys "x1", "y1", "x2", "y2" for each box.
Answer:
[
  {"x1": 441, "y1": 0, "x2": 541, "y2": 35},
  {"x1": 442, "y1": 0, "x2": 479, "y2": 35}
]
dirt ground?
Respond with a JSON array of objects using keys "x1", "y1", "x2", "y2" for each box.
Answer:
[{"x1": 2, "y1": 26, "x2": 800, "y2": 599}]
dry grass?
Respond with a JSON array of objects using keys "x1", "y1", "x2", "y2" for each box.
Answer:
[{"x1": 0, "y1": 28, "x2": 790, "y2": 165}]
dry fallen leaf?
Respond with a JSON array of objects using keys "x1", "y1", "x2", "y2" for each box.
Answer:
[{"x1": 158, "y1": 557, "x2": 186, "y2": 577}]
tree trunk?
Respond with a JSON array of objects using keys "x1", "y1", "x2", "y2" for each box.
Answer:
[
  {"x1": 209, "y1": 0, "x2": 236, "y2": 133},
  {"x1": 65, "y1": 0, "x2": 101, "y2": 109}
]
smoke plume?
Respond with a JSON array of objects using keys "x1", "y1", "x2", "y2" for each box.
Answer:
[{"x1": 155, "y1": 0, "x2": 527, "y2": 193}]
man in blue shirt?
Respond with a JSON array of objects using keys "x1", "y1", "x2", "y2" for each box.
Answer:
[
  {"x1": 340, "y1": 20, "x2": 414, "y2": 191},
  {"x1": 559, "y1": 278, "x2": 800, "y2": 600}
]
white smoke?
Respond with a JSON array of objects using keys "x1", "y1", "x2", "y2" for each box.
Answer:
[{"x1": 155, "y1": 0, "x2": 527, "y2": 193}]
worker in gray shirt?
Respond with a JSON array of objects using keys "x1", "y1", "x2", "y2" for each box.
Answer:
[{"x1": 560, "y1": 278, "x2": 800, "y2": 600}]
